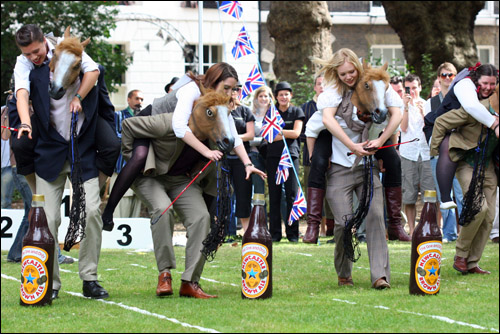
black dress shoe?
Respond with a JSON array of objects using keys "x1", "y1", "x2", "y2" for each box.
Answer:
[
  {"x1": 83, "y1": 281, "x2": 109, "y2": 299},
  {"x1": 52, "y1": 289, "x2": 59, "y2": 300},
  {"x1": 102, "y1": 216, "x2": 114, "y2": 232}
]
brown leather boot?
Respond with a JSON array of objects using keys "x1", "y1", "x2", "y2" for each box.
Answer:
[
  {"x1": 303, "y1": 187, "x2": 325, "y2": 244},
  {"x1": 385, "y1": 187, "x2": 411, "y2": 242},
  {"x1": 179, "y1": 281, "x2": 218, "y2": 299},
  {"x1": 325, "y1": 218, "x2": 335, "y2": 237},
  {"x1": 156, "y1": 272, "x2": 173, "y2": 296}
]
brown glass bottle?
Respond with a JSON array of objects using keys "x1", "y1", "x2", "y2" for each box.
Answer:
[
  {"x1": 20, "y1": 194, "x2": 55, "y2": 306},
  {"x1": 242, "y1": 193, "x2": 272, "y2": 299},
  {"x1": 410, "y1": 190, "x2": 442, "y2": 295}
]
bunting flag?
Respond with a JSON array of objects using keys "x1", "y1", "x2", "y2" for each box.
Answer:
[
  {"x1": 231, "y1": 26, "x2": 255, "y2": 60},
  {"x1": 219, "y1": 1, "x2": 243, "y2": 20},
  {"x1": 288, "y1": 187, "x2": 307, "y2": 224},
  {"x1": 241, "y1": 65, "x2": 265, "y2": 99},
  {"x1": 261, "y1": 104, "x2": 284, "y2": 144},
  {"x1": 275, "y1": 146, "x2": 292, "y2": 185}
]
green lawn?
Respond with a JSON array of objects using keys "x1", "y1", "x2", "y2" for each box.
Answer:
[{"x1": 2, "y1": 238, "x2": 498, "y2": 333}]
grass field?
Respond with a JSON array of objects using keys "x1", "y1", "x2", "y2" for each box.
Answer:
[{"x1": 2, "y1": 238, "x2": 499, "y2": 333}]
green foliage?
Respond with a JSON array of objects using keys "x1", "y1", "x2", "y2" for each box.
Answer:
[
  {"x1": 1, "y1": 1, "x2": 131, "y2": 99},
  {"x1": 290, "y1": 65, "x2": 316, "y2": 107}
]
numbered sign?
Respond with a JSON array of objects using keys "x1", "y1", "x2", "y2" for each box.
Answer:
[{"x1": 1, "y1": 190, "x2": 153, "y2": 250}]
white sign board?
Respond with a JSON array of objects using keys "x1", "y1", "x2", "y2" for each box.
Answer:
[{"x1": 1, "y1": 190, "x2": 153, "y2": 251}]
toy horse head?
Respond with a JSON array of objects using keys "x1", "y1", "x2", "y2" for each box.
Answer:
[
  {"x1": 189, "y1": 86, "x2": 235, "y2": 153},
  {"x1": 353, "y1": 62, "x2": 390, "y2": 124},
  {"x1": 49, "y1": 26, "x2": 90, "y2": 100}
]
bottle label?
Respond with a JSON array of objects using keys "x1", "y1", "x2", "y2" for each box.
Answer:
[
  {"x1": 415, "y1": 241, "x2": 442, "y2": 294},
  {"x1": 20, "y1": 246, "x2": 50, "y2": 304},
  {"x1": 242, "y1": 243, "x2": 270, "y2": 298}
]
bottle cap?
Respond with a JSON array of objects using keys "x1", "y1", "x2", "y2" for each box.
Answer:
[
  {"x1": 423, "y1": 190, "x2": 436, "y2": 198},
  {"x1": 32, "y1": 194, "x2": 45, "y2": 202}
]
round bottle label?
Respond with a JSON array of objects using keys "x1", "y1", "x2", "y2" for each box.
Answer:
[
  {"x1": 242, "y1": 243, "x2": 270, "y2": 298},
  {"x1": 20, "y1": 246, "x2": 50, "y2": 304},
  {"x1": 415, "y1": 241, "x2": 441, "y2": 294}
]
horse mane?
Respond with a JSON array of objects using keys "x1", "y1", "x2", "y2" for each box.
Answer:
[
  {"x1": 196, "y1": 89, "x2": 231, "y2": 107},
  {"x1": 362, "y1": 65, "x2": 390, "y2": 84},
  {"x1": 55, "y1": 36, "x2": 84, "y2": 56}
]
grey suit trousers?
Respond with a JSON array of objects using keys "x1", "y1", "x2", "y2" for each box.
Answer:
[{"x1": 326, "y1": 163, "x2": 390, "y2": 285}]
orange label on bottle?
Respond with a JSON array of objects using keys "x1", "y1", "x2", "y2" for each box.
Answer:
[
  {"x1": 20, "y1": 246, "x2": 50, "y2": 304},
  {"x1": 241, "y1": 243, "x2": 269, "y2": 298},
  {"x1": 415, "y1": 241, "x2": 441, "y2": 294}
]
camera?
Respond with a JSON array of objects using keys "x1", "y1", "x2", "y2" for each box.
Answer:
[{"x1": 405, "y1": 87, "x2": 411, "y2": 94}]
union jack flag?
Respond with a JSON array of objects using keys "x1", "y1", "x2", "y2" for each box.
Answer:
[
  {"x1": 219, "y1": 1, "x2": 243, "y2": 20},
  {"x1": 275, "y1": 146, "x2": 292, "y2": 185},
  {"x1": 231, "y1": 26, "x2": 255, "y2": 60},
  {"x1": 260, "y1": 104, "x2": 284, "y2": 143},
  {"x1": 289, "y1": 187, "x2": 307, "y2": 224},
  {"x1": 241, "y1": 65, "x2": 265, "y2": 99}
]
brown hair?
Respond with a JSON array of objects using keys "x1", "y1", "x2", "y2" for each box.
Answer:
[
  {"x1": 16, "y1": 24, "x2": 44, "y2": 47},
  {"x1": 187, "y1": 62, "x2": 238, "y2": 89}
]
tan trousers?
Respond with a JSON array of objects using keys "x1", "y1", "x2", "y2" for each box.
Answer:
[
  {"x1": 132, "y1": 171, "x2": 212, "y2": 283},
  {"x1": 36, "y1": 161, "x2": 103, "y2": 290},
  {"x1": 455, "y1": 161, "x2": 496, "y2": 268},
  {"x1": 326, "y1": 163, "x2": 390, "y2": 284}
]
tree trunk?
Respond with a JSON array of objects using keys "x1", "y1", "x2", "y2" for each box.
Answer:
[
  {"x1": 382, "y1": 1, "x2": 485, "y2": 76},
  {"x1": 267, "y1": 1, "x2": 333, "y2": 83}
]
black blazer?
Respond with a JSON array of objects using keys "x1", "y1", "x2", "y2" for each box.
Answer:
[{"x1": 29, "y1": 63, "x2": 100, "y2": 182}]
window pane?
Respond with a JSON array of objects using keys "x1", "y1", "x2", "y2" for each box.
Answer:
[
  {"x1": 479, "y1": 49, "x2": 490, "y2": 64},
  {"x1": 372, "y1": 48, "x2": 381, "y2": 61},
  {"x1": 212, "y1": 45, "x2": 220, "y2": 63},
  {"x1": 203, "y1": 45, "x2": 209, "y2": 63},
  {"x1": 394, "y1": 48, "x2": 404, "y2": 66},
  {"x1": 383, "y1": 49, "x2": 392, "y2": 63}
]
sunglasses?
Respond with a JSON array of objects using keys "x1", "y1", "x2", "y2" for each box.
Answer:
[
  {"x1": 232, "y1": 87, "x2": 242, "y2": 92},
  {"x1": 440, "y1": 73, "x2": 455, "y2": 78}
]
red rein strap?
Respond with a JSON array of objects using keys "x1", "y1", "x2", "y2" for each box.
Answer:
[
  {"x1": 347, "y1": 138, "x2": 419, "y2": 156},
  {"x1": 1, "y1": 125, "x2": 18, "y2": 132},
  {"x1": 150, "y1": 159, "x2": 213, "y2": 225}
]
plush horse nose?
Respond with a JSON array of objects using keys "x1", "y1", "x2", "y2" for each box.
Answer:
[
  {"x1": 216, "y1": 136, "x2": 235, "y2": 154},
  {"x1": 49, "y1": 81, "x2": 66, "y2": 100},
  {"x1": 372, "y1": 108, "x2": 388, "y2": 124}
]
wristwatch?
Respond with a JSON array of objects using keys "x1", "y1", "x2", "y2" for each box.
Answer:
[
  {"x1": 244, "y1": 163, "x2": 253, "y2": 167},
  {"x1": 75, "y1": 93, "x2": 82, "y2": 101}
]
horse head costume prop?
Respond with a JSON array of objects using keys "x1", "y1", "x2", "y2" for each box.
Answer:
[
  {"x1": 352, "y1": 62, "x2": 390, "y2": 124},
  {"x1": 189, "y1": 85, "x2": 235, "y2": 153},
  {"x1": 49, "y1": 26, "x2": 90, "y2": 100}
]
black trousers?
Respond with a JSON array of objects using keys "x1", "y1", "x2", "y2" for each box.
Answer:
[{"x1": 307, "y1": 129, "x2": 401, "y2": 189}]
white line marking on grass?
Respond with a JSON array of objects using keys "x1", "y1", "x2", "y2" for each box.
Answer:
[
  {"x1": 130, "y1": 263, "x2": 148, "y2": 269},
  {"x1": 2, "y1": 274, "x2": 219, "y2": 333},
  {"x1": 294, "y1": 252, "x2": 313, "y2": 257},
  {"x1": 200, "y1": 276, "x2": 239, "y2": 287},
  {"x1": 331, "y1": 297, "x2": 498, "y2": 332}
]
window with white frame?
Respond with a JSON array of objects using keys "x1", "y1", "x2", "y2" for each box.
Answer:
[
  {"x1": 370, "y1": 1, "x2": 385, "y2": 16},
  {"x1": 370, "y1": 45, "x2": 406, "y2": 74},
  {"x1": 477, "y1": 46, "x2": 494, "y2": 65},
  {"x1": 184, "y1": 44, "x2": 222, "y2": 74}
]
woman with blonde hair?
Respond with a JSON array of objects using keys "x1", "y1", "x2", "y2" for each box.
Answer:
[{"x1": 308, "y1": 48, "x2": 403, "y2": 288}]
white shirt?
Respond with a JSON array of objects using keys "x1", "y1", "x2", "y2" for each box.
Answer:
[
  {"x1": 14, "y1": 37, "x2": 98, "y2": 98},
  {"x1": 400, "y1": 97, "x2": 430, "y2": 161},
  {"x1": 310, "y1": 85, "x2": 403, "y2": 168},
  {"x1": 171, "y1": 80, "x2": 242, "y2": 148}
]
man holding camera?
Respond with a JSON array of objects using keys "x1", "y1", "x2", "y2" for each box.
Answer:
[{"x1": 400, "y1": 74, "x2": 436, "y2": 236}]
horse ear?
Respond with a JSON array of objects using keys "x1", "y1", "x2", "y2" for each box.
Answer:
[
  {"x1": 64, "y1": 26, "x2": 71, "y2": 38},
  {"x1": 81, "y1": 38, "x2": 91, "y2": 48},
  {"x1": 363, "y1": 61, "x2": 370, "y2": 70},
  {"x1": 382, "y1": 62, "x2": 389, "y2": 71},
  {"x1": 199, "y1": 84, "x2": 207, "y2": 96}
]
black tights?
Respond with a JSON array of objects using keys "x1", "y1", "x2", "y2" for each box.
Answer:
[
  {"x1": 436, "y1": 135, "x2": 457, "y2": 203},
  {"x1": 101, "y1": 139, "x2": 149, "y2": 223}
]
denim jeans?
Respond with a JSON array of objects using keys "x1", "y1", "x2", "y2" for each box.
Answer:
[
  {"x1": 249, "y1": 151, "x2": 266, "y2": 194},
  {"x1": 1, "y1": 166, "x2": 15, "y2": 208},
  {"x1": 430, "y1": 157, "x2": 463, "y2": 241},
  {"x1": 6, "y1": 167, "x2": 32, "y2": 262}
]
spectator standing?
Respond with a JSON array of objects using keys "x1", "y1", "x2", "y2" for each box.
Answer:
[
  {"x1": 227, "y1": 84, "x2": 255, "y2": 234},
  {"x1": 165, "y1": 77, "x2": 179, "y2": 94},
  {"x1": 400, "y1": 74, "x2": 436, "y2": 236},
  {"x1": 424, "y1": 62, "x2": 463, "y2": 242},
  {"x1": 266, "y1": 82, "x2": 304, "y2": 242}
]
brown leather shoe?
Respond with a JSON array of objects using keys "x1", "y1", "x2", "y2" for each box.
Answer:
[
  {"x1": 372, "y1": 277, "x2": 391, "y2": 289},
  {"x1": 338, "y1": 276, "x2": 354, "y2": 286},
  {"x1": 179, "y1": 281, "x2": 217, "y2": 299},
  {"x1": 325, "y1": 219, "x2": 334, "y2": 236},
  {"x1": 385, "y1": 187, "x2": 411, "y2": 242},
  {"x1": 156, "y1": 272, "x2": 173, "y2": 296},
  {"x1": 453, "y1": 256, "x2": 468, "y2": 274},
  {"x1": 468, "y1": 266, "x2": 491, "y2": 274}
]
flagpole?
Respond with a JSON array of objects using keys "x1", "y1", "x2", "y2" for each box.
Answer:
[{"x1": 198, "y1": 1, "x2": 204, "y2": 75}]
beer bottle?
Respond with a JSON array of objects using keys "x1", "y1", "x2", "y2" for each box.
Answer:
[
  {"x1": 20, "y1": 194, "x2": 55, "y2": 306},
  {"x1": 410, "y1": 190, "x2": 442, "y2": 296},
  {"x1": 241, "y1": 193, "x2": 272, "y2": 299}
]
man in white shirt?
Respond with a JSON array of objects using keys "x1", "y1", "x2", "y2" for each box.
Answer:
[{"x1": 400, "y1": 74, "x2": 436, "y2": 236}]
